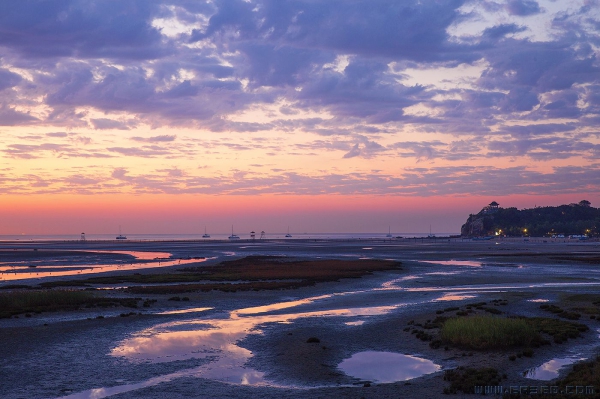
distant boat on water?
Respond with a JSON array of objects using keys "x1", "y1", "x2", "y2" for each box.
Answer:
[
  {"x1": 285, "y1": 226, "x2": 292, "y2": 238},
  {"x1": 386, "y1": 226, "x2": 392, "y2": 238},
  {"x1": 116, "y1": 226, "x2": 127, "y2": 240},
  {"x1": 228, "y1": 226, "x2": 240, "y2": 240},
  {"x1": 202, "y1": 226, "x2": 210, "y2": 238},
  {"x1": 428, "y1": 225, "x2": 435, "y2": 238}
]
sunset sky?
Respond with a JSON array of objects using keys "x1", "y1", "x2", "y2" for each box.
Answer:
[{"x1": 1, "y1": 0, "x2": 599, "y2": 235}]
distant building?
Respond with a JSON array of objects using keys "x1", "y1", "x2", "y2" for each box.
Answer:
[{"x1": 481, "y1": 201, "x2": 500, "y2": 214}]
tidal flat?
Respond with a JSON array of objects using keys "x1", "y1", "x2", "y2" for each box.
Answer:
[{"x1": 1, "y1": 238, "x2": 599, "y2": 398}]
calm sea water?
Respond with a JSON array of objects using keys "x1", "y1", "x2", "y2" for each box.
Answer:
[{"x1": 0, "y1": 232, "x2": 458, "y2": 242}]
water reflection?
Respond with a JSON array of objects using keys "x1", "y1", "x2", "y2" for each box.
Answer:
[
  {"x1": 62, "y1": 362, "x2": 269, "y2": 399},
  {"x1": 104, "y1": 298, "x2": 403, "y2": 398},
  {"x1": 435, "y1": 293, "x2": 476, "y2": 301},
  {"x1": 0, "y1": 252, "x2": 205, "y2": 281},
  {"x1": 405, "y1": 282, "x2": 600, "y2": 292},
  {"x1": 338, "y1": 351, "x2": 440, "y2": 383},
  {"x1": 524, "y1": 357, "x2": 585, "y2": 380},
  {"x1": 114, "y1": 304, "x2": 400, "y2": 363},
  {"x1": 421, "y1": 260, "x2": 482, "y2": 267},
  {"x1": 158, "y1": 307, "x2": 213, "y2": 315},
  {"x1": 345, "y1": 320, "x2": 365, "y2": 326},
  {"x1": 380, "y1": 275, "x2": 420, "y2": 289}
]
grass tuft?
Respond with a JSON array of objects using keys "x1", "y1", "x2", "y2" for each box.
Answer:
[
  {"x1": 443, "y1": 367, "x2": 502, "y2": 394},
  {"x1": 0, "y1": 290, "x2": 138, "y2": 318},
  {"x1": 440, "y1": 316, "x2": 539, "y2": 350}
]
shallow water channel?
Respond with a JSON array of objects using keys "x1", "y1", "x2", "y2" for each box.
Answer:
[
  {"x1": 63, "y1": 287, "x2": 445, "y2": 398},
  {"x1": 0, "y1": 250, "x2": 204, "y2": 281},
  {"x1": 524, "y1": 357, "x2": 586, "y2": 380},
  {"x1": 338, "y1": 351, "x2": 440, "y2": 383}
]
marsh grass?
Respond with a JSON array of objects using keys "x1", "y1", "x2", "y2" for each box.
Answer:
[
  {"x1": 510, "y1": 357, "x2": 600, "y2": 398},
  {"x1": 557, "y1": 356, "x2": 600, "y2": 390},
  {"x1": 528, "y1": 317, "x2": 588, "y2": 343},
  {"x1": 41, "y1": 256, "x2": 402, "y2": 294},
  {"x1": 440, "y1": 314, "x2": 588, "y2": 350},
  {"x1": 0, "y1": 290, "x2": 138, "y2": 318},
  {"x1": 443, "y1": 367, "x2": 503, "y2": 394},
  {"x1": 440, "y1": 316, "x2": 539, "y2": 350}
]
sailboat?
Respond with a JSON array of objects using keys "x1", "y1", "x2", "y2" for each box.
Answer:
[
  {"x1": 228, "y1": 225, "x2": 240, "y2": 240},
  {"x1": 428, "y1": 225, "x2": 436, "y2": 238},
  {"x1": 285, "y1": 226, "x2": 292, "y2": 238},
  {"x1": 386, "y1": 226, "x2": 392, "y2": 238},
  {"x1": 202, "y1": 226, "x2": 210, "y2": 238},
  {"x1": 116, "y1": 226, "x2": 127, "y2": 240}
]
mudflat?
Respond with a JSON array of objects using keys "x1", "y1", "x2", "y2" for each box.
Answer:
[{"x1": 1, "y1": 238, "x2": 599, "y2": 398}]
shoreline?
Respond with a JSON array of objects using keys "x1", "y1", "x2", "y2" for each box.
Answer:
[{"x1": 0, "y1": 235, "x2": 597, "y2": 244}]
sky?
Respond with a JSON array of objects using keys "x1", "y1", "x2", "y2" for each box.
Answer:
[{"x1": 0, "y1": 0, "x2": 599, "y2": 236}]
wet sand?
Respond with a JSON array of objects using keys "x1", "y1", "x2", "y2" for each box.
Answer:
[{"x1": 1, "y1": 238, "x2": 599, "y2": 398}]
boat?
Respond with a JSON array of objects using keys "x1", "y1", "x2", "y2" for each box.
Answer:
[
  {"x1": 228, "y1": 226, "x2": 240, "y2": 240},
  {"x1": 116, "y1": 226, "x2": 127, "y2": 240},
  {"x1": 386, "y1": 226, "x2": 392, "y2": 238},
  {"x1": 427, "y1": 225, "x2": 435, "y2": 238},
  {"x1": 285, "y1": 226, "x2": 292, "y2": 238},
  {"x1": 202, "y1": 226, "x2": 210, "y2": 238}
]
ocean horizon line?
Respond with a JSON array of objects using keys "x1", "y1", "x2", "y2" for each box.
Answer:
[{"x1": 0, "y1": 232, "x2": 460, "y2": 242}]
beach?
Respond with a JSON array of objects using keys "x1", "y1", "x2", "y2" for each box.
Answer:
[{"x1": 1, "y1": 238, "x2": 599, "y2": 398}]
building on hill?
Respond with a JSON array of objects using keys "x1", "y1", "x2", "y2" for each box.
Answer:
[{"x1": 481, "y1": 201, "x2": 500, "y2": 214}]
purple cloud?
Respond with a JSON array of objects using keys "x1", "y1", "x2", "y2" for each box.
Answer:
[
  {"x1": 130, "y1": 135, "x2": 176, "y2": 143},
  {"x1": 91, "y1": 118, "x2": 133, "y2": 130},
  {"x1": 506, "y1": 0, "x2": 542, "y2": 16},
  {"x1": 0, "y1": 0, "x2": 597, "y2": 201}
]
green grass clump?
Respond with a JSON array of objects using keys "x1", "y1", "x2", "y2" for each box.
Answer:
[
  {"x1": 0, "y1": 290, "x2": 139, "y2": 318},
  {"x1": 440, "y1": 316, "x2": 539, "y2": 350},
  {"x1": 443, "y1": 367, "x2": 502, "y2": 394},
  {"x1": 528, "y1": 317, "x2": 588, "y2": 344},
  {"x1": 556, "y1": 356, "x2": 600, "y2": 389},
  {"x1": 514, "y1": 357, "x2": 600, "y2": 398}
]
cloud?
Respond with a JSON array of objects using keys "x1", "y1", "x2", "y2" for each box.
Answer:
[
  {"x1": 3, "y1": 143, "x2": 68, "y2": 159},
  {"x1": 0, "y1": 69, "x2": 22, "y2": 91},
  {"x1": 46, "y1": 132, "x2": 69, "y2": 138},
  {"x1": 131, "y1": 135, "x2": 176, "y2": 143},
  {"x1": 0, "y1": 1, "x2": 169, "y2": 60},
  {"x1": 111, "y1": 167, "x2": 128, "y2": 180},
  {"x1": 107, "y1": 145, "x2": 177, "y2": 157},
  {"x1": 5, "y1": 164, "x2": 593, "y2": 197},
  {"x1": 343, "y1": 144, "x2": 361, "y2": 159},
  {"x1": 91, "y1": 118, "x2": 134, "y2": 130},
  {"x1": 391, "y1": 140, "x2": 482, "y2": 161},
  {"x1": 0, "y1": 105, "x2": 38, "y2": 126},
  {"x1": 194, "y1": 0, "x2": 475, "y2": 62},
  {"x1": 482, "y1": 23, "x2": 527, "y2": 40},
  {"x1": 0, "y1": 0, "x2": 599, "y2": 201},
  {"x1": 505, "y1": 0, "x2": 542, "y2": 16},
  {"x1": 2, "y1": 142, "x2": 113, "y2": 159},
  {"x1": 500, "y1": 123, "x2": 577, "y2": 137}
]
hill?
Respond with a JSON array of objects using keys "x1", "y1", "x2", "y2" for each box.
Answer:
[{"x1": 461, "y1": 200, "x2": 599, "y2": 237}]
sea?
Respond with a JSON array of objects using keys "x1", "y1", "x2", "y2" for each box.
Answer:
[{"x1": 0, "y1": 232, "x2": 459, "y2": 242}]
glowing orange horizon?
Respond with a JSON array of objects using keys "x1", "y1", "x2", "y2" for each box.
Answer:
[{"x1": 1, "y1": 193, "x2": 597, "y2": 235}]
